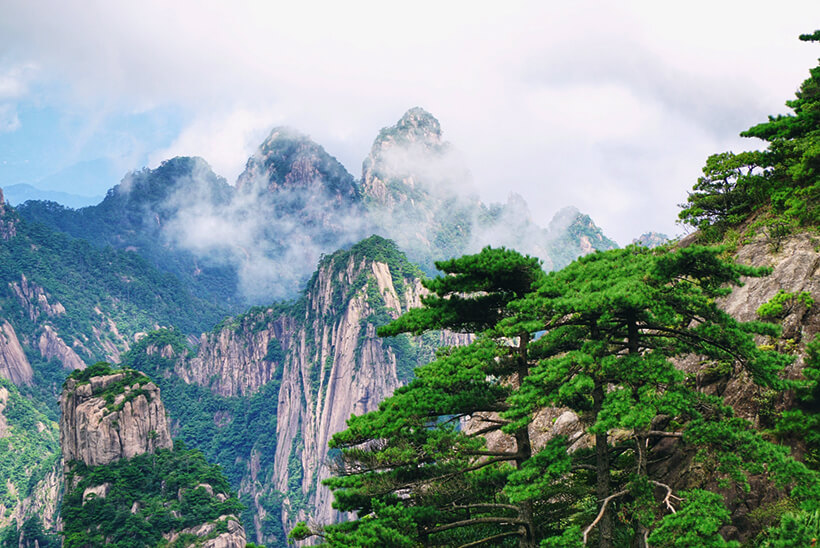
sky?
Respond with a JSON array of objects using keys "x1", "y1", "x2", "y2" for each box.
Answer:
[{"x1": 1, "y1": 1, "x2": 819, "y2": 245}]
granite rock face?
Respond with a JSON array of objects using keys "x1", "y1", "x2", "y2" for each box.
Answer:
[
  {"x1": 59, "y1": 369, "x2": 248, "y2": 547},
  {"x1": 172, "y1": 237, "x2": 467, "y2": 544},
  {"x1": 0, "y1": 321, "x2": 34, "y2": 385},
  {"x1": 60, "y1": 372, "x2": 173, "y2": 467}
]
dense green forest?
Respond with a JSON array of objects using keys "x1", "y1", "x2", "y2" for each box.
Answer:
[
  {"x1": 62, "y1": 443, "x2": 243, "y2": 547},
  {"x1": 293, "y1": 33, "x2": 820, "y2": 548}
]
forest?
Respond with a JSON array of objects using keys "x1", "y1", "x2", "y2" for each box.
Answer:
[{"x1": 290, "y1": 31, "x2": 820, "y2": 548}]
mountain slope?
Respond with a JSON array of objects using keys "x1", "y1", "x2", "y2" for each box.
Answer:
[
  {"x1": 120, "y1": 236, "x2": 462, "y2": 545},
  {"x1": 16, "y1": 157, "x2": 242, "y2": 310}
]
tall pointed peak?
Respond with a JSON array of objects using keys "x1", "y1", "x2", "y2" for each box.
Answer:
[
  {"x1": 372, "y1": 107, "x2": 444, "y2": 152},
  {"x1": 395, "y1": 107, "x2": 441, "y2": 136},
  {"x1": 237, "y1": 126, "x2": 356, "y2": 198}
]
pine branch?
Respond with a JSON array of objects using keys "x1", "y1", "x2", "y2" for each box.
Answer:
[
  {"x1": 582, "y1": 490, "x2": 629, "y2": 544},
  {"x1": 427, "y1": 516, "x2": 528, "y2": 534},
  {"x1": 457, "y1": 529, "x2": 524, "y2": 547}
]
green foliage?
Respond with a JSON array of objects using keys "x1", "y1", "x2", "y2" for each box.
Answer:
[
  {"x1": 0, "y1": 378, "x2": 60, "y2": 517},
  {"x1": 62, "y1": 445, "x2": 243, "y2": 548},
  {"x1": 773, "y1": 335, "x2": 820, "y2": 469},
  {"x1": 379, "y1": 246, "x2": 545, "y2": 336},
  {"x1": 647, "y1": 490, "x2": 739, "y2": 547},
  {"x1": 118, "y1": 329, "x2": 283, "y2": 543},
  {"x1": 318, "y1": 248, "x2": 552, "y2": 546},
  {"x1": 16, "y1": 157, "x2": 243, "y2": 311},
  {"x1": 760, "y1": 509, "x2": 820, "y2": 547},
  {"x1": 679, "y1": 151, "x2": 767, "y2": 232},
  {"x1": 264, "y1": 338, "x2": 285, "y2": 363},
  {"x1": 120, "y1": 332, "x2": 281, "y2": 487},
  {"x1": 321, "y1": 244, "x2": 812, "y2": 547},
  {"x1": 0, "y1": 208, "x2": 228, "y2": 372},
  {"x1": 0, "y1": 515, "x2": 60, "y2": 548},
  {"x1": 756, "y1": 290, "x2": 814, "y2": 320},
  {"x1": 679, "y1": 33, "x2": 820, "y2": 234}
]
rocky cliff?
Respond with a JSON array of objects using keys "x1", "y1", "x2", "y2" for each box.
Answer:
[
  {"x1": 161, "y1": 236, "x2": 460, "y2": 544},
  {"x1": 59, "y1": 365, "x2": 248, "y2": 547},
  {"x1": 471, "y1": 230, "x2": 819, "y2": 542},
  {"x1": 60, "y1": 368, "x2": 173, "y2": 467},
  {"x1": 0, "y1": 321, "x2": 33, "y2": 385},
  {"x1": 0, "y1": 378, "x2": 61, "y2": 543}
]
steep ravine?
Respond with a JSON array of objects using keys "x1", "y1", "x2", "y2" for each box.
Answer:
[{"x1": 167, "y1": 236, "x2": 461, "y2": 544}]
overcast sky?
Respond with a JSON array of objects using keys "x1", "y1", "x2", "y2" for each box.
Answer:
[{"x1": 1, "y1": 1, "x2": 819, "y2": 244}]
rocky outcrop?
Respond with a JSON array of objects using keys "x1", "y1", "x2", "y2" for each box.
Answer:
[
  {"x1": 12, "y1": 463, "x2": 62, "y2": 532},
  {"x1": 705, "y1": 232, "x2": 818, "y2": 417},
  {"x1": 0, "y1": 321, "x2": 33, "y2": 385},
  {"x1": 632, "y1": 231, "x2": 670, "y2": 248},
  {"x1": 38, "y1": 325, "x2": 86, "y2": 371},
  {"x1": 59, "y1": 367, "x2": 248, "y2": 547},
  {"x1": 165, "y1": 514, "x2": 246, "y2": 548},
  {"x1": 10, "y1": 274, "x2": 67, "y2": 322},
  {"x1": 60, "y1": 371, "x2": 173, "y2": 467}
]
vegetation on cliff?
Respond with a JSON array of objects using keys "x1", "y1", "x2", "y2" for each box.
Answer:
[
  {"x1": 62, "y1": 442, "x2": 243, "y2": 547},
  {"x1": 299, "y1": 32, "x2": 820, "y2": 548},
  {"x1": 0, "y1": 379, "x2": 60, "y2": 543},
  {"x1": 679, "y1": 31, "x2": 820, "y2": 241},
  {"x1": 300, "y1": 244, "x2": 817, "y2": 547}
]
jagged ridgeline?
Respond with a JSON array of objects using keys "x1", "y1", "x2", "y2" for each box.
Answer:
[
  {"x1": 15, "y1": 158, "x2": 243, "y2": 312},
  {"x1": 17, "y1": 108, "x2": 617, "y2": 307},
  {"x1": 0, "y1": 107, "x2": 618, "y2": 546},
  {"x1": 117, "y1": 235, "x2": 457, "y2": 546},
  {"x1": 59, "y1": 363, "x2": 247, "y2": 547}
]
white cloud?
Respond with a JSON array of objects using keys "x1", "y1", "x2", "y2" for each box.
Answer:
[
  {"x1": 148, "y1": 106, "x2": 283, "y2": 181},
  {"x1": 2, "y1": 0, "x2": 820, "y2": 243}
]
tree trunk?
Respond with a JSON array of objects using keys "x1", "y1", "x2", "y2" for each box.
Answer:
[
  {"x1": 514, "y1": 333, "x2": 536, "y2": 548},
  {"x1": 593, "y1": 381, "x2": 613, "y2": 548},
  {"x1": 626, "y1": 315, "x2": 649, "y2": 548}
]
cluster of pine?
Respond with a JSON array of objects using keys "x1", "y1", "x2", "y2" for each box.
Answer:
[
  {"x1": 293, "y1": 33, "x2": 820, "y2": 548},
  {"x1": 679, "y1": 31, "x2": 820, "y2": 243}
]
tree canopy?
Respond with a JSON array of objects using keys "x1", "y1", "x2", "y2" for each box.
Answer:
[{"x1": 296, "y1": 243, "x2": 818, "y2": 547}]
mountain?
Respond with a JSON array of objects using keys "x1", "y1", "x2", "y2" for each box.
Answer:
[
  {"x1": 360, "y1": 107, "x2": 617, "y2": 272},
  {"x1": 118, "y1": 236, "x2": 466, "y2": 545},
  {"x1": 59, "y1": 363, "x2": 247, "y2": 547},
  {"x1": 632, "y1": 231, "x2": 670, "y2": 248},
  {"x1": 0, "y1": 189, "x2": 228, "y2": 415},
  {"x1": 2, "y1": 184, "x2": 102, "y2": 209},
  {"x1": 15, "y1": 109, "x2": 618, "y2": 306},
  {"x1": 16, "y1": 157, "x2": 243, "y2": 312},
  {"x1": 0, "y1": 109, "x2": 621, "y2": 546}
]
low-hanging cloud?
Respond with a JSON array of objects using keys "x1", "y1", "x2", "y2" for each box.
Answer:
[
  {"x1": 156, "y1": 155, "x2": 370, "y2": 303},
  {"x1": 4, "y1": 2, "x2": 820, "y2": 244}
]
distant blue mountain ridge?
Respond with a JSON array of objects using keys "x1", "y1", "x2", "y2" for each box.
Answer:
[{"x1": 2, "y1": 183, "x2": 103, "y2": 209}]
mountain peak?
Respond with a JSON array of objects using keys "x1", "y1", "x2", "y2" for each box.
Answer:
[
  {"x1": 237, "y1": 127, "x2": 356, "y2": 199},
  {"x1": 372, "y1": 107, "x2": 444, "y2": 152},
  {"x1": 396, "y1": 107, "x2": 441, "y2": 135},
  {"x1": 258, "y1": 126, "x2": 311, "y2": 150}
]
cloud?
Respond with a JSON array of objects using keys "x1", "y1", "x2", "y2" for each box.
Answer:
[
  {"x1": 2, "y1": 0, "x2": 820, "y2": 244},
  {"x1": 148, "y1": 106, "x2": 282, "y2": 182}
]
